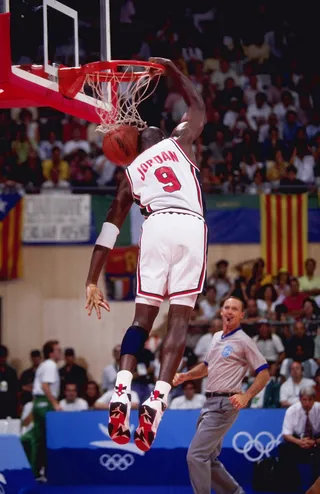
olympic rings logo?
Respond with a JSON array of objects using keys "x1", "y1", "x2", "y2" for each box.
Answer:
[
  {"x1": 99, "y1": 453, "x2": 135, "y2": 471},
  {"x1": 232, "y1": 431, "x2": 282, "y2": 462}
]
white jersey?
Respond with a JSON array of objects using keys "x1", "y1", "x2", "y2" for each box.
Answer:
[{"x1": 126, "y1": 138, "x2": 203, "y2": 216}]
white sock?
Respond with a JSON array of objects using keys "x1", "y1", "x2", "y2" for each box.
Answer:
[
  {"x1": 115, "y1": 370, "x2": 133, "y2": 391},
  {"x1": 154, "y1": 380, "x2": 171, "y2": 399}
]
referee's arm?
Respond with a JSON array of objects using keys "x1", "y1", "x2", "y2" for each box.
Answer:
[
  {"x1": 230, "y1": 367, "x2": 269, "y2": 410},
  {"x1": 173, "y1": 362, "x2": 208, "y2": 386}
]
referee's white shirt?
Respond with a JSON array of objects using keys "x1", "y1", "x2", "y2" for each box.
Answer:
[
  {"x1": 282, "y1": 401, "x2": 320, "y2": 436},
  {"x1": 32, "y1": 359, "x2": 60, "y2": 399},
  {"x1": 204, "y1": 328, "x2": 268, "y2": 393}
]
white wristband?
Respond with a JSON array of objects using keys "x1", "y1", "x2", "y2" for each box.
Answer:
[{"x1": 95, "y1": 222, "x2": 120, "y2": 249}]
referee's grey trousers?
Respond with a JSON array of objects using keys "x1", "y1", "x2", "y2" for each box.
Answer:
[{"x1": 187, "y1": 396, "x2": 245, "y2": 494}]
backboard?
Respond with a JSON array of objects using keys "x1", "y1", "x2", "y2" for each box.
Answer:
[
  {"x1": 6, "y1": 0, "x2": 111, "y2": 74},
  {"x1": 0, "y1": 0, "x2": 111, "y2": 122}
]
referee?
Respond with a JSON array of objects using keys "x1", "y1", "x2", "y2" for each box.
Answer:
[{"x1": 174, "y1": 297, "x2": 269, "y2": 494}]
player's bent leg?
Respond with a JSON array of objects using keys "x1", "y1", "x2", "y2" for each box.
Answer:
[
  {"x1": 108, "y1": 300, "x2": 160, "y2": 445},
  {"x1": 135, "y1": 295, "x2": 196, "y2": 452}
]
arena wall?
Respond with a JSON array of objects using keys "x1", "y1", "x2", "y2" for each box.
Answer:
[{"x1": 1, "y1": 244, "x2": 319, "y2": 381}]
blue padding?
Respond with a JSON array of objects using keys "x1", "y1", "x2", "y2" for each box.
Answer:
[{"x1": 120, "y1": 325, "x2": 148, "y2": 357}]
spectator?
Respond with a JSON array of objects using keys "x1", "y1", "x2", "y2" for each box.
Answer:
[
  {"x1": 280, "y1": 387, "x2": 320, "y2": 487},
  {"x1": 207, "y1": 260, "x2": 232, "y2": 303},
  {"x1": 38, "y1": 131, "x2": 64, "y2": 161},
  {"x1": 199, "y1": 286, "x2": 219, "y2": 321},
  {"x1": 230, "y1": 108, "x2": 251, "y2": 145},
  {"x1": 299, "y1": 259, "x2": 320, "y2": 298},
  {"x1": 306, "y1": 111, "x2": 320, "y2": 141},
  {"x1": 0, "y1": 345, "x2": 18, "y2": 419},
  {"x1": 244, "y1": 75, "x2": 261, "y2": 106},
  {"x1": 93, "y1": 154, "x2": 116, "y2": 187},
  {"x1": 20, "y1": 350, "x2": 42, "y2": 405},
  {"x1": 94, "y1": 388, "x2": 140, "y2": 410},
  {"x1": 301, "y1": 298, "x2": 320, "y2": 339},
  {"x1": 208, "y1": 129, "x2": 229, "y2": 168},
  {"x1": 11, "y1": 126, "x2": 33, "y2": 165},
  {"x1": 30, "y1": 340, "x2": 62, "y2": 477},
  {"x1": 223, "y1": 97, "x2": 240, "y2": 130},
  {"x1": 247, "y1": 92, "x2": 271, "y2": 132},
  {"x1": 274, "y1": 268, "x2": 291, "y2": 303},
  {"x1": 246, "y1": 169, "x2": 271, "y2": 195},
  {"x1": 42, "y1": 147, "x2": 69, "y2": 182},
  {"x1": 283, "y1": 110, "x2": 301, "y2": 144},
  {"x1": 64, "y1": 128, "x2": 90, "y2": 156},
  {"x1": 279, "y1": 164, "x2": 307, "y2": 194},
  {"x1": 84, "y1": 381, "x2": 101, "y2": 409},
  {"x1": 256, "y1": 284, "x2": 279, "y2": 315},
  {"x1": 266, "y1": 149, "x2": 288, "y2": 186},
  {"x1": 101, "y1": 344, "x2": 121, "y2": 392},
  {"x1": 194, "y1": 318, "x2": 223, "y2": 362},
  {"x1": 59, "y1": 348, "x2": 88, "y2": 398},
  {"x1": 218, "y1": 78, "x2": 243, "y2": 112},
  {"x1": 242, "y1": 299, "x2": 262, "y2": 336},
  {"x1": 258, "y1": 113, "x2": 282, "y2": 144},
  {"x1": 41, "y1": 166, "x2": 71, "y2": 194},
  {"x1": 59, "y1": 383, "x2": 88, "y2": 411},
  {"x1": 274, "y1": 304, "x2": 295, "y2": 346},
  {"x1": 7, "y1": 148, "x2": 43, "y2": 189},
  {"x1": 280, "y1": 321, "x2": 316, "y2": 379},
  {"x1": 246, "y1": 258, "x2": 272, "y2": 296},
  {"x1": 262, "y1": 126, "x2": 285, "y2": 161},
  {"x1": 210, "y1": 59, "x2": 239, "y2": 91},
  {"x1": 19, "y1": 109, "x2": 39, "y2": 147},
  {"x1": 132, "y1": 346, "x2": 155, "y2": 403},
  {"x1": 274, "y1": 90, "x2": 297, "y2": 126},
  {"x1": 291, "y1": 143, "x2": 316, "y2": 184},
  {"x1": 250, "y1": 363, "x2": 281, "y2": 408},
  {"x1": 253, "y1": 320, "x2": 285, "y2": 366},
  {"x1": 170, "y1": 381, "x2": 206, "y2": 410},
  {"x1": 283, "y1": 278, "x2": 307, "y2": 318},
  {"x1": 280, "y1": 361, "x2": 315, "y2": 407}
]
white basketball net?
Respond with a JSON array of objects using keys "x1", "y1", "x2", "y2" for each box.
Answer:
[{"x1": 85, "y1": 65, "x2": 163, "y2": 134}]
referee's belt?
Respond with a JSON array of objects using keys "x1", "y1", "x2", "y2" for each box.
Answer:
[{"x1": 205, "y1": 392, "x2": 237, "y2": 398}]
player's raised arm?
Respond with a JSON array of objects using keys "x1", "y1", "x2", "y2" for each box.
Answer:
[
  {"x1": 85, "y1": 177, "x2": 133, "y2": 319},
  {"x1": 149, "y1": 57, "x2": 205, "y2": 141}
]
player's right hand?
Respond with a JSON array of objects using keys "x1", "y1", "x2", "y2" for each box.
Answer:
[
  {"x1": 172, "y1": 373, "x2": 186, "y2": 387},
  {"x1": 85, "y1": 284, "x2": 110, "y2": 319}
]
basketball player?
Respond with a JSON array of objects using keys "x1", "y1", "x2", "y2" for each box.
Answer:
[{"x1": 85, "y1": 57, "x2": 206, "y2": 452}]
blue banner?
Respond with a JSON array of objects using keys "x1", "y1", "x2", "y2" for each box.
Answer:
[
  {"x1": 46, "y1": 409, "x2": 286, "y2": 487},
  {"x1": 0, "y1": 435, "x2": 36, "y2": 494}
]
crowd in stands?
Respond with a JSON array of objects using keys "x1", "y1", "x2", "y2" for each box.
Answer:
[
  {"x1": 1, "y1": 1, "x2": 320, "y2": 194},
  {"x1": 0, "y1": 256, "x2": 319, "y2": 430}
]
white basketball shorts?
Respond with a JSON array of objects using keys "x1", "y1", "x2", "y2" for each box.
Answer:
[{"x1": 136, "y1": 211, "x2": 207, "y2": 307}]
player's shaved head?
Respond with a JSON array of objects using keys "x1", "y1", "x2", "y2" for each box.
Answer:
[{"x1": 139, "y1": 126, "x2": 165, "y2": 152}]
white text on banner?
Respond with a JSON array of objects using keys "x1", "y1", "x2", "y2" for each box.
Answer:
[{"x1": 23, "y1": 194, "x2": 91, "y2": 243}]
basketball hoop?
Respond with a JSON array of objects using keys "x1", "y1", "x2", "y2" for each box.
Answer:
[{"x1": 58, "y1": 60, "x2": 164, "y2": 133}]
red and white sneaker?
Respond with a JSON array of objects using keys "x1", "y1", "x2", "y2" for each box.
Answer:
[
  {"x1": 134, "y1": 390, "x2": 167, "y2": 452},
  {"x1": 108, "y1": 384, "x2": 131, "y2": 445}
]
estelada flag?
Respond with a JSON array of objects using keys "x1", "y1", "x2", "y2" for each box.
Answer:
[
  {"x1": 260, "y1": 194, "x2": 308, "y2": 277},
  {"x1": 0, "y1": 193, "x2": 24, "y2": 280}
]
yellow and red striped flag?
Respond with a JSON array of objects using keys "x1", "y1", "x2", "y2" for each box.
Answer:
[
  {"x1": 0, "y1": 193, "x2": 24, "y2": 280},
  {"x1": 260, "y1": 194, "x2": 308, "y2": 277}
]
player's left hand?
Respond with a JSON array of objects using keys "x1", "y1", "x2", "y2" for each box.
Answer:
[
  {"x1": 229, "y1": 394, "x2": 249, "y2": 410},
  {"x1": 85, "y1": 284, "x2": 110, "y2": 319}
]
